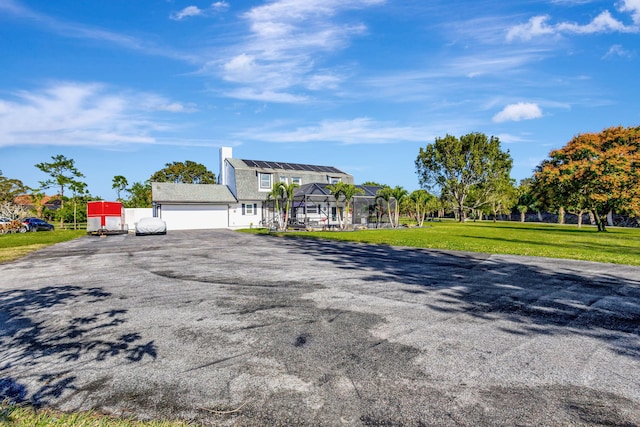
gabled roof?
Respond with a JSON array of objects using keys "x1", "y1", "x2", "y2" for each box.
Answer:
[{"x1": 152, "y1": 182, "x2": 237, "y2": 203}]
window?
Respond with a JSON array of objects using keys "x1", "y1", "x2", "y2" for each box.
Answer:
[
  {"x1": 305, "y1": 204, "x2": 317, "y2": 214},
  {"x1": 242, "y1": 203, "x2": 257, "y2": 215},
  {"x1": 292, "y1": 177, "x2": 302, "y2": 185},
  {"x1": 259, "y1": 173, "x2": 272, "y2": 190},
  {"x1": 329, "y1": 177, "x2": 341, "y2": 184},
  {"x1": 280, "y1": 176, "x2": 288, "y2": 184}
]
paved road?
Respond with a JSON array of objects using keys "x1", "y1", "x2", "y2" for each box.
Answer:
[{"x1": 1, "y1": 230, "x2": 639, "y2": 426}]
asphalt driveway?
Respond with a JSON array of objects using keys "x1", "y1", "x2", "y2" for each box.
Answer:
[{"x1": 1, "y1": 230, "x2": 639, "y2": 426}]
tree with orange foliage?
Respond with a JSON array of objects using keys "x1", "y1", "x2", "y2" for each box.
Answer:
[{"x1": 534, "y1": 126, "x2": 640, "y2": 231}]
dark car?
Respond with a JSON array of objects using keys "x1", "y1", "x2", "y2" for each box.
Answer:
[{"x1": 22, "y1": 217, "x2": 55, "y2": 232}]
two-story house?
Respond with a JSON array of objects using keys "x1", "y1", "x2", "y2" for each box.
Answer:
[{"x1": 152, "y1": 147, "x2": 373, "y2": 230}]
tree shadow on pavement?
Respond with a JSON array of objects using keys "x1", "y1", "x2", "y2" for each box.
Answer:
[
  {"x1": 0, "y1": 285, "x2": 157, "y2": 406},
  {"x1": 265, "y1": 235, "x2": 640, "y2": 359}
]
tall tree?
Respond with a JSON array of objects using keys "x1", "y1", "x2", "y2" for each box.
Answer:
[
  {"x1": 0, "y1": 171, "x2": 27, "y2": 203},
  {"x1": 534, "y1": 126, "x2": 640, "y2": 231},
  {"x1": 35, "y1": 155, "x2": 85, "y2": 227},
  {"x1": 281, "y1": 182, "x2": 299, "y2": 229},
  {"x1": 266, "y1": 182, "x2": 285, "y2": 230},
  {"x1": 415, "y1": 132, "x2": 513, "y2": 222},
  {"x1": 112, "y1": 175, "x2": 129, "y2": 201},
  {"x1": 390, "y1": 186, "x2": 408, "y2": 228},
  {"x1": 150, "y1": 161, "x2": 216, "y2": 184},
  {"x1": 375, "y1": 186, "x2": 395, "y2": 227},
  {"x1": 69, "y1": 180, "x2": 88, "y2": 230}
]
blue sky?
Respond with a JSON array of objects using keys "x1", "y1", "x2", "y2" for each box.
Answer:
[{"x1": 1, "y1": 0, "x2": 639, "y2": 200}]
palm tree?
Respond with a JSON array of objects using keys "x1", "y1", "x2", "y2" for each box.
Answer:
[
  {"x1": 375, "y1": 186, "x2": 395, "y2": 227},
  {"x1": 326, "y1": 182, "x2": 346, "y2": 229},
  {"x1": 339, "y1": 184, "x2": 364, "y2": 229},
  {"x1": 408, "y1": 190, "x2": 433, "y2": 227},
  {"x1": 281, "y1": 182, "x2": 299, "y2": 229},
  {"x1": 266, "y1": 182, "x2": 285, "y2": 230},
  {"x1": 390, "y1": 186, "x2": 408, "y2": 227},
  {"x1": 327, "y1": 182, "x2": 365, "y2": 230}
]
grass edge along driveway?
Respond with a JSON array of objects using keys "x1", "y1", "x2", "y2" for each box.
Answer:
[{"x1": 244, "y1": 221, "x2": 640, "y2": 266}]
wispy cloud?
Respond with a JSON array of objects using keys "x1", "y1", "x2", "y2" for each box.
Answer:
[
  {"x1": 235, "y1": 117, "x2": 438, "y2": 145},
  {"x1": 507, "y1": 4, "x2": 640, "y2": 42},
  {"x1": 603, "y1": 44, "x2": 636, "y2": 58},
  {"x1": 0, "y1": 82, "x2": 194, "y2": 148},
  {"x1": 493, "y1": 103, "x2": 543, "y2": 123},
  {"x1": 207, "y1": 0, "x2": 385, "y2": 103},
  {"x1": 170, "y1": 2, "x2": 229, "y2": 21}
]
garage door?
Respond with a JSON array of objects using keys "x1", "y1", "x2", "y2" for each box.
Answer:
[{"x1": 160, "y1": 204, "x2": 228, "y2": 230}]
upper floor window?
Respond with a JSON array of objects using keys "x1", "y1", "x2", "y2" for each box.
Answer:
[
  {"x1": 259, "y1": 173, "x2": 272, "y2": 190},
  {"x1": 280, "y1": 176, "x2": 288, "y2": 184},
  {"x1": 292, "y1": 177, "x2": 302, "y2": 185},
  {"x1": 329, "y1": 177, "x2": 341, "y2": 184}
]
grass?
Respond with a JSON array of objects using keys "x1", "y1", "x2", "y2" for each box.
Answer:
[
  {"x1": 0, "y1": 229, "x2": 86, "y2": 264},
  {"x1": 0, "y1": 401, "x2": 191, "y2": 427},
  {"x1": 243, "y1": 220, "x2": 640, "y2": 266}
]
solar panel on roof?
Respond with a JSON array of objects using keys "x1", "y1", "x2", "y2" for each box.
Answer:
[{"x1": 240, "y1": 158, "x2": 344, "y2": 174}]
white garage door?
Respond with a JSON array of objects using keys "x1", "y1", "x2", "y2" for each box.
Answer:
[{"x1": 160, "y1": 204, "x2": 228, "y2": 230}]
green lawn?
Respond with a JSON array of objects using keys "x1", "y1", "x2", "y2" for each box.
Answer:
[
  {"x1": 244, "y1": 221, "x2": 640, "y2": 266},
  {"x1": 0, "y1": 230, "x2": 86, "y2": 264}
]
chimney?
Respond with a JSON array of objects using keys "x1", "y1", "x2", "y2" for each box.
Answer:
[{"x1": 219, "y1": 147, "x2": 232, "y2": 185}]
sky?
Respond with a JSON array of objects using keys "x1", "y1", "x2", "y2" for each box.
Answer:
[{"x1": 1, "y1": 0, "x2": 639, "y2": 200}]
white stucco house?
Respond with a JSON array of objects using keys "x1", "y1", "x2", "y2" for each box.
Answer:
[{"x1": 152, "y1": 147, "x2": 379, "y2": 230}]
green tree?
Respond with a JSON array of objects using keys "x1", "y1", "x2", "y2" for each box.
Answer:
[
  {"x1": 390, "y1": 186, "x2": 408, "y2": 227},
  {"x1": 69, "y1": 180, "x2": 88, "y2": 230},
  {"x1": 415, "y1": 132, "x2": 513, "y2": 222},
  {"x1": 281, "y1": 182, "x2": 299, "y2": 229},
  {"x1": 112, "y1": 175, "x2": 129, "y2": 201},
  {"x1": 327, "y1": 182, "x2": 364, "y2": 230},
  {"x1": 375, "y1": 186, "x2": 395, "y2": 227},
  {"x1": 266, "y1": 182, "x2": 285, "y2": 230},
  {"x1": 150, "y1": 161, "x2": 216, "y2": 184},
  {"x1": 0, "y1": 171, "x2": 27, "y2": 203},
  {"x1": 361, "y1": 181, "x2": 383, "y2": 187},
  {"x1": 123, "y1": 181, "x2": 152, "y2": 208},
  {"x1": 408, "y1": 190, "x2": 436, "y2": 227},
  {"x1": 35, "y1": 154, "x2": 85, "y2": 227}
]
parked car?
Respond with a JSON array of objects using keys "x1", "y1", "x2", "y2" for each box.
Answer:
[
  {"x1": 22, "y1": 217, "x2": 55, "y2": 232},
  {"x1": 135, "y1": 217, "x2": 166, "y2": 236}
]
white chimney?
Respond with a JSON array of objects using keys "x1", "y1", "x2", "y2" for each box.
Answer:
[{"x1": 219, "y1": 147, "x2": 232, "y2": 185}]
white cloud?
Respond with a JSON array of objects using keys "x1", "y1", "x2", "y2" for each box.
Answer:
[
  {"x1": 603, "y1": 44, "x2": 635, "y2": 58},
  {"x1": 507, "y1": 9, "x2": 639, "y2": 41},
  {"x1": 236, "y1": 117, "x2": 432, "y2": 145},
  {"x1": 0, "y1": 83, "x2": 193, "y2": 147},
  {"x1": 170, "y1": 2, "x2": 229, "y2": 21},
  {"x1": 171, "y1": 6, "x2": 203, "y2": 21},
  {"x1": 619, "y1": 0, "x2": 640, "y2": 24},
  {"x1": 493, "y1": 103, "x2": 543, "y2": 123},
  {"x1": 212, "y1": 0, "x2": 384, "y2": 102}
]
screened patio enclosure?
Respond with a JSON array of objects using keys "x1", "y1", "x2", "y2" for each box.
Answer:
[{"x1": 262, "y1": 183, "x2": 385, "y2": 228}]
